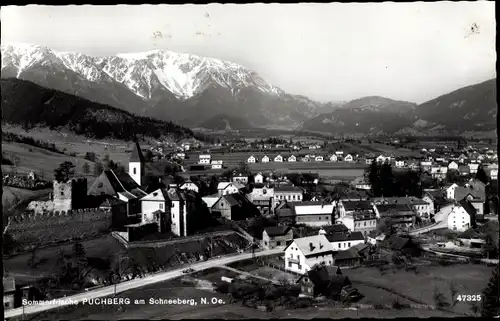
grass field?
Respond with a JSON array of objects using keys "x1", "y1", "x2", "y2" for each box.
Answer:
[{"x1": 342, "y1": 264, "x2": 492, "y2": 315}]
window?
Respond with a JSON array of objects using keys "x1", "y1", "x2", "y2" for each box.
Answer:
[
  {"x1": 159, "y1": 203, "x2": 163, "y2": 210},
  {"x1": 364, "y1": 221, "x2": 366, "y2": 226},
  {"x1": 61, "y1": 192, "x2": 64, "y2": 196},
  {"x1": 221, "y1": 203, "x2": 224, "y2": 207},
  {"x1": 265, "y1": 241, "x2": 268, "y2": 246},
  {"x1": 293, "y1": 195, "x2": 296, "y2": 200},
  {"x1": 5, "y1": 302, "x2": 10, "y2": 308},
  {"x1": 348, "y1": 242, "x2": 351, "y2": 247},
  {"x1": 97, "y1": 182, "x2": 103, "y2": 188},
  {"x1": 133, "y1": 168, "x2": 136, "y2": 175},
  {"x1": 298, "y1": 264, "x2": 302, "y2": 270},
  {"x1": 288, "y1": 262, "x2": 292, "y2": 267},
  {"x1": 277, "y1": 241, "x2": 281, "y2": 246}
]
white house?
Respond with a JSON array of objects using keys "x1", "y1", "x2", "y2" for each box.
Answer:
[
  {"x1": 175, "y1": 152, "x2": 186, "y2": 160},
  {"x1": 468, "y1": 163, "x2": 479, "y2": 174},
  {"x1": 365, "y1": 158, "x2": 374, "y2": 165},
  {"x1": 261, "y1": 155, "x2": 270, "y2": 163},
  {"x1": 324, "y1": 231, "x2": 365, "y2": 251},
  {"x1": 179, "y1": 180, "x2": 199, "y2": 193},
  {"x1": 315, "y1": 155, "x2": 324, "y2": 162},
  {"x1": 181, "y1": 142, "x2": 191, "y2": 151},
  {"x1": 335, "y1": 151, "x2": 344, "y2": 156},
  {"x1": 444, "y1": 183, "x2": 459, "y2": 199},
  {"x1": 140, "y1": 188, "x2": 187, "y2": 237},
  {"x1": 288, "y1": 155, "x2": 297, "y2": 162},
  {"x1": 448, "y1": 161, "x2": 459, "y2": 171},
  {"x1": 490, "y1": 168, "x2": 498, "y2": 180},
  {"x1": 140, "y1": 188, "x2": 169, "y2": 217},
  {"x1": 274, "y1": 155, "x2": 284, "y2": 162},
  {"x1": 376, "y1": 155, "x2": 386, "y2": 163},
  {"x1": 211, "y1": 160, "x2": 223, "y2": 169},
  {"x1": 342, "y1": 154, "x2": 352, "y2": 162},
  {"x1": 247, "y1": 155, "x2": 256, "y2": 164},
  {"x1": 232, "y1": 173, "x2": 249, "y2": 185},
  {"x1": 433, "y1": 204, "x2": 471, "y2": 232},
  {"x1": 284, "y1": 235, "x2": 335, "y2": 275},
  {"x1": 421, "y1": 160, "x2": 432, "y2": 167},
  {"x1": 395, "y1": 159, "x2": 406, "y2": 168},
  {"x1": 202, "y1": 195, "x2": 220, "y2": 212},
  {"x1": 292, "y1": 202, "x2": 335, "y2": 227},
  {"x1": 199, "y1": 154, "x2": 211, "y2": 165},
  {"x1": 217, "y1": 182, "x2": 240, "y2": 196},
  {"x1": 329, "y1": 154, "x2": 338, "y2": 162},
  {"x1": 254, "y1": 172, "x2": 264, "y2": 184}
]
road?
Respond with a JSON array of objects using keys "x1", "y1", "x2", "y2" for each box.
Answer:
[{"x1": 4, "y1": 248, "x2": 284, "y2": 319}]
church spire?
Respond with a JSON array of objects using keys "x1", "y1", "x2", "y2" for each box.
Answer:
[{"x1": 130, "y1": 141, "x2": 145, "y2": 163}]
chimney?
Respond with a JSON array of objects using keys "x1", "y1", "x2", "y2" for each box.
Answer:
[{"x1": 320, "y1": 242, "x2": 324, "y2": 249}]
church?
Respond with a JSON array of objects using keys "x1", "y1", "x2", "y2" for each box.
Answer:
[{"x1": 88, "y1": 141, "x2": 189, "y2": 237}]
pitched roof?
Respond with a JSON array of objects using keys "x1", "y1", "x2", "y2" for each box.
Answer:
[
  {"x1": 289, "y1": 235, "x2": 334, "y2": 257},
  {"x1": 321, "y1": 224, "x2": 349, "y2": 234},
  {"x1": 326, "y1": 231, "x2": 365, "y2": 242},
  {"x1": 459, "y1": 199, "x2": 477, "y2": 218},
  {"x1": 202, "y1": 195, "x2": 220, "y2": 208},
  {"x1": 334, "y1": 248, "x2": 361, "y2": 260},
  {"x1": 457, "y1": 228, "x2": 482, "y2": 239},
  {"x1": 275, "y1": 185, "x2": 303, "y2": 193},
  {"x1": 342, "y1": 200, "x2": 373, "y2": 211},
  {"x1": 130, "y1": 141, "x2": 146, "y2": 163},
  {"x1": 264, "y1": 226, "x2": 292, "y2": 237},
  {"x1": 292, "y1": 202, "x2": 335, "y2": 215},
  {"x1": 353, "y1": 243, "x2": 371, "y2": 252},
  {"x1": 99, "y1": 197, "x2": 127, "y2": 208},
  {"x1": 381, "y1": 235, "x2": 412, "y2": 251}
]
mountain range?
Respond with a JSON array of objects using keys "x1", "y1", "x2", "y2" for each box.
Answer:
[
  {"x1": 1, "y1": 43, "x2": 496, "y2": 136},
  {"x1": 1, "y1": 78, "x2": 194, "y2": 141}
]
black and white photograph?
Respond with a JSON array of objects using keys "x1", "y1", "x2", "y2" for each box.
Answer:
[{"x1": 1, "y1": 2, "x2": 498, "y2": 319}]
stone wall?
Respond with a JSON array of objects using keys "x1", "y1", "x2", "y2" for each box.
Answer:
[{"x1": 6, "y1": 208, "x2": 112, "y2": 251}]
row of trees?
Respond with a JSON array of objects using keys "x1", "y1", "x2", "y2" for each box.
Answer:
[{"x1": 366, "y1": 162, "x2": 423, "y2": 197}]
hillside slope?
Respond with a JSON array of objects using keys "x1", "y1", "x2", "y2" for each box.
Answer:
[
  {"x1": 197, "y1": 114, "x2": 254, "y2": 130},
  {"x1": 300, "y1": 96, "x2": 417, "y2": 135},
  {"x1": 1, "y1": 78, "x2": 194, "y2": 141}
]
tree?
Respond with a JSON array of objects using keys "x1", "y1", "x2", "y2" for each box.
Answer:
[
  {"x1": 54, "y1": 161, "x2": 75, "y2": 182},
  {"x1": 94, "y1": 162, "x2": 104, "y2": 176},
  {"x1": 481, "y1": 267, "x2": 499, "y2": 318},
  {"x1": 84, "y1": 152, "x2": 96, "y2": 162},
  {"x1": 103, "y1": 154, "x2": 110, "y2": 165},
  {"x1": 82, "y1": 162, "x2": 90, "y2": 175},
  {"x1": 144, "y1": 150, "x2": 154, "y2": 162},
  {"x1": 366, "y1": 161, "x2": 382, "y2": 196},
  {"x1": 476, "y1": 165, "x2": 489, "y2": 185}
]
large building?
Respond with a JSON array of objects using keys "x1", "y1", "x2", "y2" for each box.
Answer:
[
  {"x1": 274, "y1": 185, "x2": 303, "y2": 205},
  {"x1": 336, "y1": 210, "x2": 377, "y2": 237},
  {"x1": 52, "y1": 178, "x2": 88, "y2": 212},
  {"x1": 285, "y1": 235, "x2": 335, "y2": 275}
]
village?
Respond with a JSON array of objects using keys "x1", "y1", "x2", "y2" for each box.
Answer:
[{"x1": 3, "y1": 136, "x2": 499, "y2": 317}]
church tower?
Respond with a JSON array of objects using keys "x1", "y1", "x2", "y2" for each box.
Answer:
[{"x1": 129, "y1": 141, "x2": 145, "y2": 186}]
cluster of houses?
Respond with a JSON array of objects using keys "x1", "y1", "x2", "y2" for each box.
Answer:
[{"x1": 246, "y1": 151, "x2": 355, "y2": 164}]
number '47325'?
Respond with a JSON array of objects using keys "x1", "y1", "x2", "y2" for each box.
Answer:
[{"x1": 456, "y1": 294, "x2": 482, "y2": 302}]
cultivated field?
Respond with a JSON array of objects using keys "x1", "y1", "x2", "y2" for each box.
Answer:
[{"x1": 342, "y1": 264, "x2": 492, "y2": 315}]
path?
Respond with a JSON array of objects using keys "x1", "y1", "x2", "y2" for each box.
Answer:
[
  {"x1": 4, "y1": 248, "x2": 284, "y2": 319},
  {"x1": 217, "y1": 265, "x2": 280, "y2": 285}
]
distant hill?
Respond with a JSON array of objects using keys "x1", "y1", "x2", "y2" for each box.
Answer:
[
  {"x1": 198, "y1": 114, "x2": 254, "y2": 130},
  {"x1": 300, "y1": 96, "x2": 417, "y2": 135},
  {"x1": 398, "y1": 78, "x2": 497, "y2": 136},
  {"x1": 1, "y1": 78, "x2": 194, "y2": 141}
]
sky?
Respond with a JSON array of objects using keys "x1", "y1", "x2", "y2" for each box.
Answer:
[{"x1": 1, "y1": 3, "x2": 496, "y2": 104}]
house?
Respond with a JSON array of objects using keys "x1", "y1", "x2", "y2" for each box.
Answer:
[
  {"x1": 274, "y1": 154, "x2": 284, "y2": 163},
  {"x1": 351, "y1": 177, "x2": 371, "y2": 190},
  {"x1": 375, "y1": 203, "x2": 416, "y2": 227},
  {"x1": 408, "y1": 161, "x2": 420, "y2": 171},
  {"x1": 175, "y1": 152, "x2": 186, "y2": 160},
  {"x1": 179, "y1": 180, "x2": 199, "y2": 193},
  {"x1": 454, "y1": 180, "x2": 486, "y2": 216},
  {"x1": 217, "y1": 182, "x2": 240, "y2": 196},
  {"x1": 211, "y1": 193, "x2": 259, "y2": 221},
  {"x1": 335, "y1": 151, "x2": 344, "y2": 156},
  {"x1": 376, "y1": 155, "x2": 386, "y2": 163},
  {"x1": 315, "y1": 155, "x2": 324, "y2": 162},
  {"x1": 325, "y1": 231, "x2": 365, "y2": 251},
  {"x1": 232, "y1": 172, "x2": 248, "y2": 185},
  {"x1": 284, "y1": 235, "x2": 335, "y2": 275},
  {"x1": 261, "y1": 155, "x2": 270, "y2": 163},
  {"x1": 395, "y1": 158, "x2": 406, "y2": 168},
  {"x1": 433, "y1": 203, "x2": 472, "y2": 232},
  {"x1": 336, "y1": 211, "x2": 377, "y2": 238},
  {"x1": 444, "y1": 183, "x2": 459, "y2": 199},
  {"x1": 365, "y1": 158, "x2": 374, "y2": 164},
  {"x1": 298, "y1": 265, "x2": 361, "y2": 301},
  {"x1": 247, "y1": 155, "x2": 256, "y2": 164},
  {"x1": 458, "y1": 154, "x2": 468, "y2": 163},
  {"x1": 139, "y1": 188, "x2": 185, "y2": 235},
  {"x1": 448, "y1": 161, "x2": 459, "y2": 171},
  {"x1": 468, "y1": 163, "x2": 480, "y2": 174},
  {"x1": 490, "y1": 168, "x2": 498, "y2": 180},
  {"x1": 459, "y1": 165, "x2": 471, "y2": 176},
  {"x1": 198, "y1": 154, "x2": 211, "y2": 165},
  {"x1": 88, "y1": 169, "x2": 147, "y2": 214},
  {"x1": 333, "y1": 248, "x2": 362, "y2": 267},
  {"x1": 371, "y1": 197, "x2": 434, "y2": 221},
  {"x1": 274, "y1": 185, "x2": 303, "y2": 205},
  {"x1": 211, "y1": 160, "x2": 223, "y2": 169},
  {"x1": 181, "y1": 142, "x2": 191, "y2": 151},
  {"x1": 254, "y1": 172, "x2": 264, "y2": 184},
  {"x1": 247, "y1": 184, "x2": 274, "y2": 214},
  {"x1": 288, "y1": 155, "x2": 297, "y2": 162},
  {"x1": 201, "y1": 194, "x2": 220, "y2": 212},
  {"x1": 329, "y1": 154, "x2": 338, "y2": 162},
  {"x1": 262, "y1": 226, "x2": 293, "y2": 249},
  {"x1": 3, "y1": 277, "x2": 16, "y2": 310},
  {"x1": 352, "y1": 243, "x2": 371, "y2": 259},
  {"x1": 290, "y1": 201, "x2": 335, "y2": 227},
  {"x1": 344, "y1": 154, "x2": 354, "y2": 162},
  {"x1": 338, "y1": 200, "x2": 377, "y2": 218},
  {"x1": 318, "y1": 224, "x2": 349, "y2": 235},
  {"x1": 380, "y1": 235, "x2": 421, "y2": 257}
]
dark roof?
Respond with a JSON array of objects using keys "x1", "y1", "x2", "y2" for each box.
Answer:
[
  {"x1": 99, "y1": 197, "x2": 127, "y2": 208},
  {"x1": 275, "y1": 186, "x2": 303, "y2": 193},
  {"x1": 276, "y1": 208, "x2": 294, "y2": 218},
  {"x1": 455, "y1": 186, "x2": 485, "y2": 202},
  {"x1": 326, "y1": 231, "x2": 364, "y2": 242},
  {"x1": 353, "y1": 243, "x2": 370, "y2": 252},
  {"x1": 459, "y1": 199, "x2": 477, "y2": 218},
  {"x1": 264, "y1": 226, "x2": 292, "y2": 237},
  {"x1": 376, "y1": 203, "x2": 415, "y2": 216},
  {"x1": 342, "y1": 200, "x2": 373, "y2": 211},
  {"x1": 381, "y1": 235, "x2": 412, "y2": 251},
  {"x1": 222, "y1": 193, "x2": 251, "y2": 207},
  {"x1": 130, "y1": 141, "x2": 146, "y2": 163},
  {"x1": 334, "y1": 248, "x2": 361, "y2": 260},
  {"x1": 457, "y1": 228, "x2": 482, "y2": 239},
  {"x1": 322, "y1": 224, "x2": 349, "y2": 234}
]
